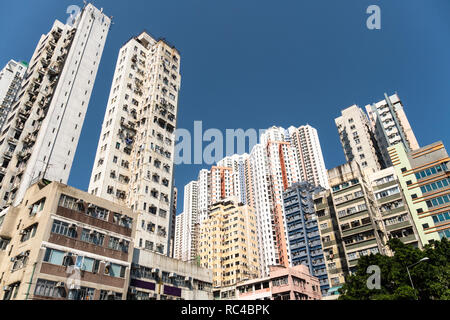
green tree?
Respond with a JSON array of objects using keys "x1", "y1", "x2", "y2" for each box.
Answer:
[{"x1": 338, "y1": 238, "x2": 450, "y2": 300}]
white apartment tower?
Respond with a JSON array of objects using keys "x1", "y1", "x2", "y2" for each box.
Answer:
[
  {"x1": 0, "y1": 60, "x2": 28, "y2": 130},
  {"x1": 365, "y1": 93, "x2": 420, "y2": 167},
  {"x1": 0, "y1": 4, "x2": 110, "y2": 208},
  {"x1": 88, "y1": 31, "x2": 181, "y2": 256},
  {"x1": 177, "y1": 181, "x2": 199, "y2": 261},
  {"x1": 288, "y1": 125, "x2": 329, "y2": 189},
  {"x1": 174, "y1": 211, "x2": 184, "y2": 260},
  {"x1": 335, "y1": 105, "x2": 384, "y2": 172}
]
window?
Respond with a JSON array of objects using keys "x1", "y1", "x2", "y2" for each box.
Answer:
[
  {"x1": 20, "y1": 224, "x2": 38, "y2": 242},
  {"x1": 58, "y1": 194, "x2": 83, "y2": 211},
  {"x1": 68, "y1": 286, "x2": 95, "y2": 300},
  {"x1": 80, "y1": 229, "x2": 104, "y2": 246},
  {"x1": 34, "y1": 279, "x2": 63, "y2": 298},
  {"x1": 108, "y1": 236, "x2": 129, "y2": 253},
  {"x1": 105, "y1": 262, "x2": 126, "y2": 278},
  {"x1": 51, "y1": 220, "x2": 77, "y2": 238},
  {"x1": 99, "y1": 290, "x2": 122, "y2": 300},
  {"x1": 43, "y1": 248, "x2": 66, "y2": 266},
  {"x1": 29, "y1": 198, "x2": 45, "y2": 216}
]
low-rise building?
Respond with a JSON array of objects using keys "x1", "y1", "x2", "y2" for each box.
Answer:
[
  {"x1": 0, "y1": 180, "x2": 136, "y2": 300},
  {"x1": 129, "y1": 248, "x2": 213, "y2": 300},
  {"x1": 236, "y1": 265, "x2": 322, "y2": 300}
]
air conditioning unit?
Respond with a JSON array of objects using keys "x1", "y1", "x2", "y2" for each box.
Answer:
[
  {"x1": 56, "y1": 282, "x2": 65, "y2": 288},
  {"x1": 129, "y1": 287, "x2": 137, "y2": 294},
  {"x1": 69, "y1": 223, "x2": 77, "y2": 229},
  {"x1": 3, "y1": 286, "x2": 11, "y2": 291},
  {"x1": 19, "y1": 230, "x2": 27, "y2": 236},
  {"x1": 107, "y1": 290, "x2": 115, "y2": 296},
  {"x1": 89, "y1": 230, "x2": 96, "y2": 236},
  {"x1": 88, "y1": 203, "x2": 95, "y2": 209},
  {"x1": 169, "y1": 272, "x2": 176, "y2": 278},
  {"x1": 184, "y1": 276, "x2": 190, "y2": 281}
]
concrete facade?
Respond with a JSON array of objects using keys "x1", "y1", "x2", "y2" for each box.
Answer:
[
  {"x1": 0, "y1": 60, "x2": 28, "y2": 130},
  {"x1": 235, "y1": 265, "x2": 322, "y2": 300},
  {"x1": 0, "y1": 181, "x2": 136, "y2": 300},
  {"x1": 129, "y1": 248, "x2": 212, "y2": 300},
  {"x1": 283, "y1": 182, "x2": 330, "y2": 295},
  {"x1": 199, "y1": 198, "x2": 259, "y2": 288},
  {"x1": 366, "y1": 93, "x2": 420, "y2": 166},
  {"x1": 0, "y1": 4, "x2": 110, "y2": 208},
  {"x1": 388, "y1": 141, "x2": 449, "y2": 244},
  {"x1": 88, "y1": 31, "x2": 181, "y2": 257}
]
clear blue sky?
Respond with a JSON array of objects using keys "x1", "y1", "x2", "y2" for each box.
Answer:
[{"x1": 1, "y1": 1, "x2": 449, "y2": 214}]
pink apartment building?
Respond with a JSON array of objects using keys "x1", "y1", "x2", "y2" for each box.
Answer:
[{"x1": 236, "y1": 265, "x2": 322, "y2": 300}]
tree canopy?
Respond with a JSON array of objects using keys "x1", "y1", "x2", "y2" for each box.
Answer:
[{"x1": 338, "y1": 238, "x2": 450, "y2": 300}]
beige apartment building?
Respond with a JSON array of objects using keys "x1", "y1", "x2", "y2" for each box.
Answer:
[
  {"x1": 327, "y1": 161, "x2": 388, "y2": 272},
  {"x1": 198, "y1": 198, "x2": 259, "y2": 288},
  {"x1": 313, "y1": 189, "x2": 348, "y2": 294},
  {"x1": 0, "y1": 180, "x2": 136, "y2": 300}
]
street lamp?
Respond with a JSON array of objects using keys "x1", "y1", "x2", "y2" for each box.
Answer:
[{"x1": 406, "y1": 257, "x2": 429, "y2": 298}]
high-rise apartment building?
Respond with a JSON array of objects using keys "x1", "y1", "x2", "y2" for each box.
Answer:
[
  {"x1": 313, "y1": 189, "x2": 348, "y2": 296},
  {"x1": 283, "y1": 182, "x2": 329, "y2": 295},
  {"x1": 197, "y1": 169, "x2": 210, "y2": 224},
  {"x1": 0, "y1": 4, "x2": 111, "y2": 208},
  {"x1": 288, "y1": 125, "x2": 329, "y2": 189},
  {"x1": 168, "y1": 186, "x2": 177, "y2": 257},
  {"x1": 368, "y1": 167, "x2": 420, "y2": 247},
  {"x1": 335, "y1": 105, "x2": 384, "y2": 172},
  {"x1": 328, "y1": 161, "x2": 388, "y2": 272},
  {"x1": 365, "y1": 93, "x2": 420, "y2": 166},
  {"x1": 388, "y1": 141, "x2": 450, "y2": 243},
  {"x1": 175, "y1": 181, "x2": 199, "y2": 261},
  {"x1": 198, "y1": 198, "x2": 259, "y2": 288},
  {"x1": 174, "y1": 212, "x2": 184, "y2": 260},
  {"x1": 336, "y1": 93, "x2": 419, "y2": 172},
  {"x1": 0, "y1": 60, "x2": 28, "y2": 130},
  {"x1": 88, "y1": 31, "x2": 181, "y2": 256}
]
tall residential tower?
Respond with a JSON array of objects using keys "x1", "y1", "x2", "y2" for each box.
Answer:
[
  {"x1": 88, "y1": 31, "x2": 181, "y2": 257},
  {"x1": 0, "y1": 4, "x2": 111, "y2": 208}
]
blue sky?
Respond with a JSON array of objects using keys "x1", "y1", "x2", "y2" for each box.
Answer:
[{"x1": 1, "y1": 0, "x2": 449, "y2": 214}]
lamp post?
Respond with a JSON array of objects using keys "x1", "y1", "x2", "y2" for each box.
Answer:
[{"x1": 406, "y1": 257, "x2": 429, "y2": 299}]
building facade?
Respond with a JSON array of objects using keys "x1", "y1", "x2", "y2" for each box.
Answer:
[
  {"x1": 335, "y1": 105, "x2": 384, "y2": 172},
  {"x1": 388, "y1": 141, "x2": 450, "y2": 243},
  {"x1": 0, "y1": 4, "x2": 111, "y2": 208},
  {"x1": 0, "y1": 181, "x2": 136, "y2": 300},
  {"x1": 283, "y1": 182, "x2": 329, "y2": 295},
  {"x1": 328, "y1": 162, "x2": 388, "y2": 272},
  {"x1": 129, "y1": 248, "x2": 212, "y2": 300},
  {"x1": 235, "y1": 265, "x2": 322, "y2": 300},
  {"x1": 368, "y1": 167, "x2": 420, "y2": 247},
  {"x1": 198, "y1": 198, "x2": 259, "y2": 288},
  {"x1": 288, "y1": 125, "x2": 329, "y2": 189},
  {"x1": 88, "y1": 31, "x2": 181, "y2": 257},
  {"x1": 365, "y1": 93, "x2": 420, "y2": 167},
  {"x1": 0, "y1": 60, "x2": 28, "y2": 130},
  {"x1": 313, "y1": 189, "x2": 348, "y2": 296}
]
